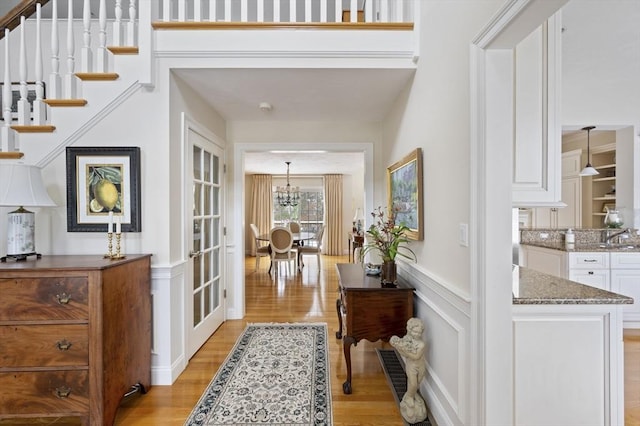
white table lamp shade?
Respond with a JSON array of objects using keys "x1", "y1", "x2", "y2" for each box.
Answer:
[
  {"x1": 0, "y1": 164, "x2": 56, "y2": 207},
  {"x1": 0, "y1": 164, "x2": 55, "y2": 259}
]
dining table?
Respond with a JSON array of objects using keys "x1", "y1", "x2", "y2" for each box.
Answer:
[{"x1": 256, "y1": 231, "x2": 315, "y2": 246}]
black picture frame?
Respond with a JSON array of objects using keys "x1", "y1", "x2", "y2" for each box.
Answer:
[{"x1": 66, "y1": 146, "x2": 141, "y2": 232}]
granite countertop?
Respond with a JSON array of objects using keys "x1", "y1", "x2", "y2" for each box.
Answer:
[
  {"x1": 521, "y1": 240, "x2": 640, "y2": 252},
  {"x1": 513, "y1": 266, "x2": 634, "y2": 305}
]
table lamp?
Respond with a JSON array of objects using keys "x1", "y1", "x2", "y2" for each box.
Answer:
[{"x1": 0, "y1": 164, "x2": 56, "y2": 262}]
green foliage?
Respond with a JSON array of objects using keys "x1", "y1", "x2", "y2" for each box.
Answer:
[{"x1": 359, "y1": 206, "x2": 417, "y2": 263}]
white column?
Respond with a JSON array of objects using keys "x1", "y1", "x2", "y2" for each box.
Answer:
[
  {"x1": 2, "y1": 29, "x2": 16, "y2": 152},
  {"x1": 49, "y1": 0, "x2": 61, "y2": 99},
  {"x1": 96, "y1": 0, "x2": 108, "y2": 72},
  {"x1": 17, "y1": 16, "x2": 30, "y2": 125},
  {"x1": 81, "y1": 0, "x2": 93, "y2": 73},
  {"x1": 33, "y1": 2, "x2": 46, "y2": 125},
  {"x1": 113, "y1": 0, "x2": 124, "y2": 46},
  {"x1": 65, "y1": 0, "x2": 77, "y2": 99}
]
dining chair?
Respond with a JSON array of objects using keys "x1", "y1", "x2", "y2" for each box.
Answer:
[
  {"x1": 269, "y1": 226, "x2": 296, "y2": 275},
  {"x1": 250, "y1": 223, "x2": 270, "y2": 272},
  {"x1": 288, "y1": 222, "x2": 301, "y2": 233},
  {"x1": 298, "y1": 225, "x2": 325, "y2": 270}
]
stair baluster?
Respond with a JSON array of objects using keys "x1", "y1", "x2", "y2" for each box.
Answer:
[
  {"x1": 33, "y1": 2, "x2": 46, "y2": 126},
  {"x1": 50, "y1": 0, "x2": 61, "y2": 100},
  {"x1": 17, "y1": 16, "x2": 30, "y2": 125},
  {"x1": 1, "y1": 28, "x2": 17, "y2": 154},
  {"x1": 64, "y1": 0, "x2": 77, "y2": 99},
  {"x1": 97, "y1": 0, "x2": 108, "y2": 72},
  {"x1": 81, "y1": 0, "x2": 92, "y2": 72}
]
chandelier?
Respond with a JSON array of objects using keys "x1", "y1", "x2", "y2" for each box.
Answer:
[{"x1": 276, "y1": 161, "x2": 300, "y2": 207}]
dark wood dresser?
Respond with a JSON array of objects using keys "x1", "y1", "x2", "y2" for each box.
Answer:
[
  {"x1": 335, "y1": 263, "x2": 414, "y2": 394},
  {"x1": 0, "y1": 254, "x2": 152, "y2": 425}
]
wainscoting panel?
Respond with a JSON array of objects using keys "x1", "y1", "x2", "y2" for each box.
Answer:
[
  {"x1": 399, "y1": 262, "x2": 471, "y2": 426},
  {"x1": 151, "y1": 261, "x2": 186, "y2": 385}
]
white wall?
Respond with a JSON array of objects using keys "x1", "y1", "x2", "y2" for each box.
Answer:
[{"x1": 381, "y1": 1, "x2": 503, "y2": 424}]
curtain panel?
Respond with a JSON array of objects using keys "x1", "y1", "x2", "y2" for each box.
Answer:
[
  {"x1": 249, "y1": 175, "x2": 273, "y2": 256},
  {"x1": 323, "y1": 174, "x2": 344, "y2": 256}
]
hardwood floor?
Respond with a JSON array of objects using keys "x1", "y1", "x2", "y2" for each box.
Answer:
[{"x1": 112, "y1": 254, "x2": 640, "y2": 425}]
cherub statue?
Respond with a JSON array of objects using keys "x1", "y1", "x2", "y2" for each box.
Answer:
[{"x1": 390, "y1": 318, "x2": 427, "y2": 423}]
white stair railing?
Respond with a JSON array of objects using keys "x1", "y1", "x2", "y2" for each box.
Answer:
[
  {"x1": 158, "y1": 0, "x2": 414, "y2": 23},
  {"x1": 0, "y1": 0, "x2": 141, "y2": 156}
]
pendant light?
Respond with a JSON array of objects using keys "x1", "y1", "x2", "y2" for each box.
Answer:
[
  {"x1": 276, "y1": 162, "x2": 300, "y2": 207},
  {"x1": 579, "y1": 125, "x2": 599, "y2": 176}
]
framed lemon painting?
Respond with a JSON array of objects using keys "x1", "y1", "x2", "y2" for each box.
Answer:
[{"x1": 66, "y1": 147, "x2": 141, "y2": 232}]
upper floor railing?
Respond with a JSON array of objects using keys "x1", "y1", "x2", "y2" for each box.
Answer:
[
  {"x1": 154, "y1": 0, "x2": 414, "y2": 25},
  {"x1": 0, "y1": 0, "x2": 415, "y2": 158}
]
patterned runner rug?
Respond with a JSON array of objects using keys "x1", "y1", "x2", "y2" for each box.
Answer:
[{"x1": 184, "y1": 323, "x2": 332, "y2": 425}]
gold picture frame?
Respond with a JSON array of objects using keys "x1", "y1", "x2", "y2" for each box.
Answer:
[{"x1": 387, "y1": 148, "x2": 423, "y2": 241}]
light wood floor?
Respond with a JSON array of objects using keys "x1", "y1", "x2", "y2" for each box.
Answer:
[{"x1": 113, "y1": 255, "x2": 640, "y2": 425}]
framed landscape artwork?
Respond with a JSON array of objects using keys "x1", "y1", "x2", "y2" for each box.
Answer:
[
  {"x1": 66, "y1": 146, "x2": 141, "y2": 232},
  {"x1": 387, "y1": 148, "x2": 423, "y2": 241}
]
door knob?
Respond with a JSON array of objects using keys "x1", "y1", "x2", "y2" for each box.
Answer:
[{"x1": 189, "y1": 250, "x2": 201, "y2": 258}]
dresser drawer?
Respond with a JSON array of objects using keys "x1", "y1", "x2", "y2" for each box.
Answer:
[
  {"x1": 568, "y1": 252, "x2": 609, "y2": 269},
  {"x1": 0, "y1": 277, "x2": 88, "y2": 321},
  {"x1": 0, "y1": 370, "x2": 89, "y2": 415},
  {"x1": 0, "y1": 325, "x2": 88, "y2": 368}
]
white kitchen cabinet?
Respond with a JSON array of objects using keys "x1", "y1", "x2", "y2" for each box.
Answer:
[
  {"x1": 531, "y1": 150, "x2": 582, "y2": 228},
  {"x1": 610, "y1": 252, "x2": 640, "y2": 328},
  {"x1": 568, "y1": 252, "x2": 610, "y2": 290},
  {"x1": 513, "y1": 304, "x2": 625, "y2": 426},
  {"x1": 512, "y1": 14, "x2": 562, "y2": 207}
]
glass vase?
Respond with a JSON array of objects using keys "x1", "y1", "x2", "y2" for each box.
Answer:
[{"x1": 381, "y1": 261, "x2": 397, "y2": 286}]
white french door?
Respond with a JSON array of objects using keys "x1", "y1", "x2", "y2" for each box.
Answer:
[{"x1": 185, "y1": 121, "x2": 225, "y2": 360}]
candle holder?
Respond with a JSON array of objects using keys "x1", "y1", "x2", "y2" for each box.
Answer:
[
  {"x1": 111, "y1": 233, "x2": 126, "y2": 260},
  {"x1": 104, "y1": 232, "x2": 114, "y2": 258}
]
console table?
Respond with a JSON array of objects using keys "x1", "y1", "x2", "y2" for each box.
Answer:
[
  {"x1": 0, "y1": 254, "x2": 152, "y2": 425},
  {"x1": 335, "y1": 263, "x2": 414, "y2": 394}
]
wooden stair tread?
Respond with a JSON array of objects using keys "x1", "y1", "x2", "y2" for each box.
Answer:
[
  {"x1": 44, "y1": 99, "x2": 88, "y2": 107},
  {"x1": 0, "y1": 151, "x2": 24, "y2": 159},
  {"x1": 76, "y1": 72, "x2": 119, "y2": 81},
  {"x1": 108, "y1": 46, "x2": 139, "y2": 55},
  {"x1": 10, "y1": 125, "x2": 56, "y2": 133}
]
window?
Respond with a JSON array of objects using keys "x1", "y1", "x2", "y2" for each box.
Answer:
[{"x1": 273, "y1": 190, "x2": 324, "y2": 233}]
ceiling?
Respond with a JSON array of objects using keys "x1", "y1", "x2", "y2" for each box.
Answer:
[{"x1": 174, "y1": 67, "x2": 414, "y2": 175}]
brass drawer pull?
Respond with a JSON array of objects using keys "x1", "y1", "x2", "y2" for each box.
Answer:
[
  {"x1": 56, "y1": 292, "x2": 71, "y2": 304},
  {"x1": 55, "y1": 386, "x2": 71, "y2": 398},
  {"x1": 56, "y1": 339, "x2": 72, "y2": 351}
]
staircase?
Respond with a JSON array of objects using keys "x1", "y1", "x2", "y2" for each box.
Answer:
[{"x1": 0, "y1": 0, "x2": 414, "y2": 166}]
